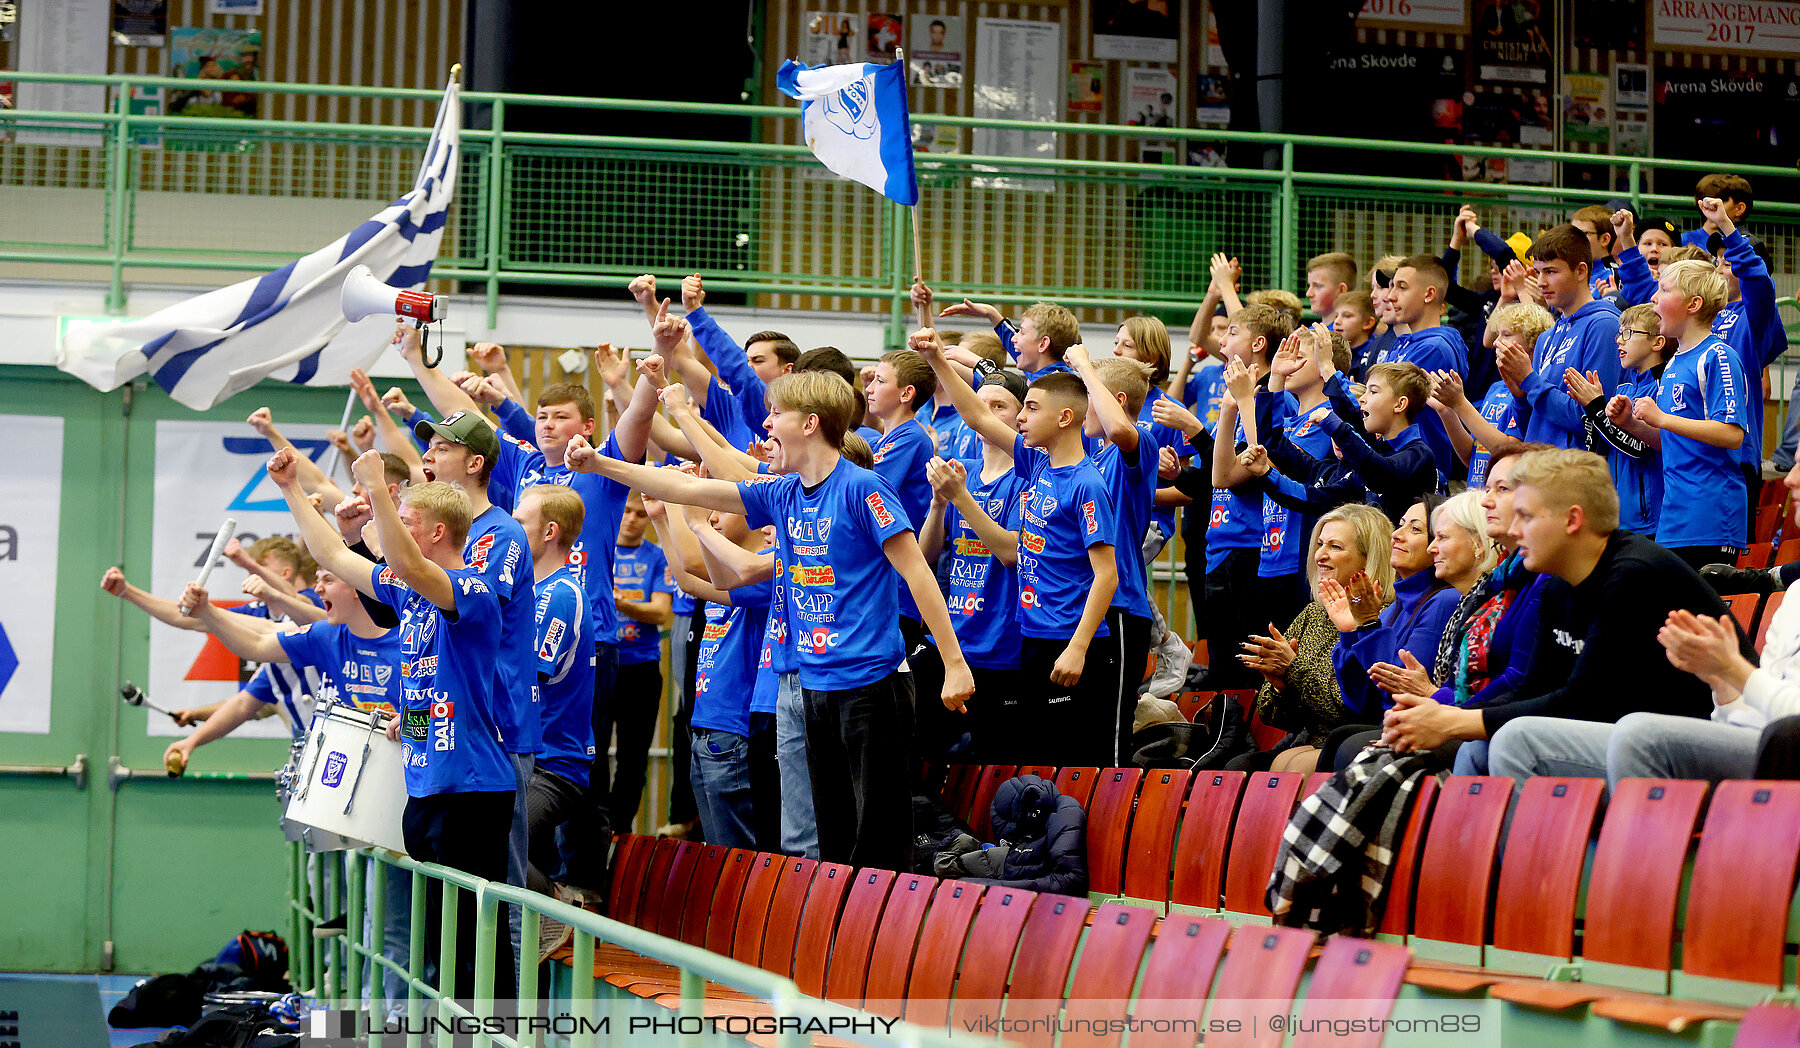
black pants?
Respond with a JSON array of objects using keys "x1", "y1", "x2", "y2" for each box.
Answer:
[
  {"x1": 1668, "y1": 544, "x2": 1743, "y2": 574},
  {"x1": 900, "y1": 616, "x2": 955, "y2": 770},
  {"x1": 803, "y1": 671, "x2": 917, "y2": 872},
  {"x1": 554, "y1": 641, "x2": 617, "y2": 892},
  {"x1": 965, "y1": 666, "x2": 1015, "y2": 765},
  {"x1": 1107, "y1": 610, "x2": 1153, "y2": 766},
  {"x1": 525, "y1": 768, "x2": 586, "y2": 897},
  {"x1": 1745, "y1": 462, "x2": 1763, "y2": 548},
  {"x1": 1318, "y1": 725, "x2": 1382, "y2": 773},
  {"x1": 605, "y1": 659, "x2": 662, "y2": 831},
  {"x1": 1015, "y1": 631, "x2": 1123, "y2": 768},
  {"x1": 1204, "y1": 548, "x2": 1264, "y2": 689},
  {"x1": 747, "y1": 711, "x2": 781, "y2": 851},
  {"x1": 1755, "y1": 716, "x2": 1800, "y2": 777},
  {"x1": 403, "y1": 790, "x2": 516, "y2": 1001}
]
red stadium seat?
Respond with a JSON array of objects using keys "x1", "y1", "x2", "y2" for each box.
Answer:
[
  {"x1": 1405, "y1": 776, "x2": 1512, "y2": 969},
  {"x1": 859, "y1": 873, "x2": 937, "y2": 1015},
  {"x1": 968, "y1": 764, "x2": 1017, "y2": 840},
  {"x1": 1222, "y1": 772, "x2": 1303, "y2": 920},
  {"x1": 1126, "y1": 915, "x2": 1232, "y2": 1048},
  {"x1": 1085, "y1": 768, "x2": 1143, "y2": 900},
  {"x1": 1058, "y1": 903, "x2": 1158, "y2": 1048},
  {"x1": 946, "y1": 888, "x2": 1037, "y2": 1032},
  {"x1": 1054, "y1": 766, "x2": 1101, "y2": 811},
  {"x1": 1171, "y1": 770, "x2": 1246, "y2": 914},
  {"x1": 1205, "y1": 925, "x2": 1317, "y2": 1048},
  {"x1": 1289, "y1": 937, "x2": 1412, "y2": 1048},
  {"x1": 1120, "y1": 769, "x2": 1191, "y2": 909},
  {"x1": 900, "y1": 880, "x2": 987, "y2": 1027},
  {"x1": 821, "y1": 868, "x2": 896, "y2": 1005},
  {"x1": 995, "y1": 894, "x2": 1091, "y2": 1048}
]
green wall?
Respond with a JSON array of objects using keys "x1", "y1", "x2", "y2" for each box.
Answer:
[{"x1": 0, "y1": 365, "x2": 425, "y2": 973}]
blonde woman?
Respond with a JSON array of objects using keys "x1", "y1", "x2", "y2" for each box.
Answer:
[{"x1": 1233, "y1": 503, "x2": 1396, "y2": 773}]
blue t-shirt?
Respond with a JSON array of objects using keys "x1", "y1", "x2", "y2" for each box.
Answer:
[
  {"x1": 533, "y1": 565, "x2": 595, "y2": 788},
  {"x1": 702, "y1": 375, "x2": 761, "y2": 454},
  {"x1": 1521, "y1": 298, "x2": 1623, "y2": 449},
  {"x1": 692, "y1": 587, "x2": 771, "y2": 737},
  {"x1": 1207, "y1": 405, "x2": 1263, "y2": 570},
  {"x1": 933, "y1": 458, "x2": 1028, "y2": 669},
  {"x1": 369, "y1": 563, "x2": 514, "y2": 797},
  {"x1": 1091, "y1": 427, "x2": 1157, "y2": 620},
  {"x1": 466, "y1": 506, "x2": 541, "y2": 756},
  {"x1": 1013, "y1": 434, "x2": 1114, "y2": 640},
  {"x1": 1465, "y1": 382, "x2": 1521, "y2": 489},
  {"x1": 872, "y1": 416, "x2": 938, "y2": 621},
  {"x1": 1260, "y1": 397, "x2": 1335, "y2": 578},
  {"x1": 1139, "y1": 386, "x2": 1193, "y2": 541},
  {"x1": 277, "y1": 622, "x2": 401, "y2": 716},
  {"x1": 926, "y1": 400, "x2": 982, "y2": 462},
  {"x1": 1188, "y1": 362, "x2": 1226, "y2": 430},
  {"x1": 233, "y1": 588, "x2": 327, "y2": 735},
  {"x1": 737, "y1": 462, "x2": 913, "y2": 691},
  {"x1": 612, "y1": 541, "x2": 673, "y2": 664},
  {"x1": 753, "y1": 578, "x2": 783, "y2": 713},
  {"x1": 1656, "y1": 333, "x2": 1748, "y2": 548}
]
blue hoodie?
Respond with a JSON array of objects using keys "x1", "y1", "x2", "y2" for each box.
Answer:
[{"x1": 1520, "y1": 297, "x2": 1623, "y2": 449}]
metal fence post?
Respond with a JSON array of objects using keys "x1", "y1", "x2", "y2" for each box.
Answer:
[
  {"x1": 485, "y1": 98, "x2": 507, "y2": 330},
  {"x1": 1628, "y1": 161, "x2": 1642, "y2": 215},
  {"x1": 346, "y1": 854, "x2": 365, "y2": 1011},
  {"x1": 1278, "y1": 141, "x2": 1298, "y2": 292},
  {"x1": 106, "y1": 80, "x2": 132, "y2": 314}
]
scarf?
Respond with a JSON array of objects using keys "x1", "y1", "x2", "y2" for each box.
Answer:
[{"x1": 1432, "y1": 550, "x2": 1530, "y2": 686}]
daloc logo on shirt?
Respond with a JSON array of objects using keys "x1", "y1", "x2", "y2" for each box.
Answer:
[{"x1": 321, "y1": 750, "x2": 348, "y2": 788}]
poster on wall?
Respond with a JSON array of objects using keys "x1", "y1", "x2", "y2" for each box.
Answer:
[
  {"x1": 803, "y1": 12, "x2": 858, "y2": 66},
  {"x1": 207, "y1": 0, "x2": 262, "y2": 12},
  {"x1": 972, "y1": 18, "x2": 1063, "y2": 191},
  {"x1": 867, "y1": 13, "x2": 901, "y2": 58},
  {"x1": 910, "y1": 15, "x2": 964, "y2": 88},
  {"x1": 111, "y1": 0, "x2": 168, "y2": 46},
  {"x1": 1562, "y1": 73, "x2": 1610, "y2": 145},
  {"x1": 1195, "y1": 73, "x2": 1230, "y2": 126},
  {"x1": 1069, "y1": 62, "x2": 1104, "y2": 112},
  {"x1": 1471, "y1": 0, "x2": 1551, "y2": 85},
  {"x1": 911, "y1": 121, "x2": 959, "y2": 154},
  {"x1": 1205, "y1": 11, "x2": 1227, "y2": 69},
  {"x1": 168, "y1": 26, "x2": 261, "y2": 119},
  {"x1": 1614, "y1": 63, "x2": 1649, "y2": 110},
  {"x1": 1092, "y1": 0, "x2": 1178, "y2": 63},
  {"x1": 1329, "y1": 44, "x2": 1463, "y2": 142},
  {"x1": 16, "y1": 0, "x2": 109, "y2": 145},
  {"x1": 0, "y1": 0, "x2": 15, "y2": 43},
  {"x1": 1355, "y1": 0, "x2": 1470, "y2": 32},
  {"x1": 1652, "y1": 0, "x2": 1800, "y2": 57},
  {"x1": 1125, "y1": 68, "x2": 1177, "y2": 128},
  {"x1": 0, "y1": 415, "x2": 64, "y2": 735},
  {"x1": 1463, "y1": 86, "x2": 1551, "y2": 146},
  {"x1": 145, "y1": 420, "x2": 340, "y2": 739}
]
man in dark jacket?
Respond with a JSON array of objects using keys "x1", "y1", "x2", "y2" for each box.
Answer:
[
  {"x1": 945, "y1": 775, "x2": 1088, "y2": 898},
  {"x1": 1381, "y1": 448, "x2": 1739, "y2": 775}
]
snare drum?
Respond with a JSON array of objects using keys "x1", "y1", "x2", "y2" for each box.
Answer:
[{"x1": 283, "y1": 705, "x2": 408, "y2": 854}]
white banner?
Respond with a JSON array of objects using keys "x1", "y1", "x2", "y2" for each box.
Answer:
[
  {"x1": 0, "y1": 415, "x2": 65, "y2": 734},
  {"x1": 147, "y1": 419, "x2": 339, "y2": 738}
]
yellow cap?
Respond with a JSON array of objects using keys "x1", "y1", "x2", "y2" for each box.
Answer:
[{"x1": 1505, "y1": 231, "x2": 1535, "y2": 263}]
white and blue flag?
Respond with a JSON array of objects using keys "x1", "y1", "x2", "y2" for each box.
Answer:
[
  {"x1": 58, "y1": 77, "x2": 462, "y2": 410},
  {"x1": 776, "y1": 58, "x2": 918, "y2": 205}
]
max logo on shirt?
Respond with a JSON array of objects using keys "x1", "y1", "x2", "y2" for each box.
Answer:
[
  {"x1": 1082, "y1": 501, "x2": 1099, "y2": 535},
  {"x1": 866, "y1": 492, "x2": 894, "y2": 527}
]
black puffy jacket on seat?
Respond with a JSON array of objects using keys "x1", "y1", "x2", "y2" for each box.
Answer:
[{"x1": 963, "y1": 774, "x2": 1088, "y2": 898}]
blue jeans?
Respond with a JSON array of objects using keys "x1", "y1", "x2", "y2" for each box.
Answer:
[
  {"x1": 506, "y1": 752, "x2": 534, "y2": 981},
  {"x1": 1491, "y1": 713, "x2": 1759, "y2": 791},
  {"x1": 363, "y1": 854, "x2": 412, "y2": 1020},
  {"x1": 689, "y1": 727, "x2": 757, "y2": 850},
  {"x1": 776, "y1": 672, "x2": 818, "y2": 858}
]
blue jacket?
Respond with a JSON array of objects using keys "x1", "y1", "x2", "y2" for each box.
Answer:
[
  {"x1": 686, "y1": 306, "x2": 772, "y2": 440},
  {"x1": 1333, "y1": 569, "x2": 1459, "y2": 718}
]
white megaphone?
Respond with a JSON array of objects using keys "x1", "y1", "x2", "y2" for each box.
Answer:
[{"x1": 342, "y1": 264, "x2": 445, "y2": 325}]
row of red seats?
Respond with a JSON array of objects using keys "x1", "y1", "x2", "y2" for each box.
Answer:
[
  {"x1": 577, "y1": 832, "x2": 1418, "y2": 1048},
  {"x1": 940, "y1": 763, "x2": 1800, "y2": 1041}
]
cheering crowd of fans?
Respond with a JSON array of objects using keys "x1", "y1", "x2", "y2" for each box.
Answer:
[{"x1": 107, "y1": 169, "x2": 1800, "y2": 1000}]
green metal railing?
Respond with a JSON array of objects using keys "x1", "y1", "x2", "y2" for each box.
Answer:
[
  {"x1": 289, "y1": 844, "x2": 1010, "y2": 1048},
  {"x1": 8, "y1": 71, "x2": 1800, "y2": 346}
]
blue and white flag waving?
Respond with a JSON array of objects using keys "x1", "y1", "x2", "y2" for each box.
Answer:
[
  {"x1": 776, "y1": 58, "x2": 918, "y2": 205},
  {"x1": 58, "y1": 77, "x2": 462, "y2": 410}
]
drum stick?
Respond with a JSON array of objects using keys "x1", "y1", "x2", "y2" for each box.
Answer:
[{"x1": 179, "y1": 517, "x2": 238, "y2": 615}]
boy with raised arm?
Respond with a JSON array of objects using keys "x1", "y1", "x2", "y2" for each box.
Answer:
[
  {"x1": 1386, "y1": 254, "x2": 1469, "y2": 478},
  {"x1": 914, "y1": 329, "x2": 1118, "y2": 767},
  {"x1": 608, "y1": 493, "x2": 673, "y2": 832},
  {"x1": 1067, "y1": 344, "x2": 1159, "y2": 762},
  {"x1": 1203, "y1": 303, "x2": 1294, "y2": 687},
  {"x1": 1606, "y1": 259, "x2": 1748, "y2": 571},
  {"x1": 918, "y1": 368, "x2": 1028, "y2": 762},
  {"x1": 1518, "y1": 225, "x2": 1623, "y2": 449},
  {"x1": 272, "y1": 447, "x2": 514, "y2": 999},
  {"x1": 681, "y1": 272, "x2": 798, "y2": 440},
  {"x1": 1306, "y1": 361, "x2": 1440, "y2": 525},
  {"x1": 563, "y1": 371, "x2": 974, "y2": 871},
  {"x1": 938, "y1": 297, "x2": 1083, "y2": 381},
  {"x1": 510, "y1": 483, "x2": 593, "y2": 954}
]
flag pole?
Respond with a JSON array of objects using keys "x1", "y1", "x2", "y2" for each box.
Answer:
[
  {"x1": 898, "y1": 47, "x2": 929, "y2": 331},
  {"x1": 329, "y1": 388, "x2": 358, "y2": 482}
]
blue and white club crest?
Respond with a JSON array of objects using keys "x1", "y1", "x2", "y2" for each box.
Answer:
[
  {"x1": 817, "y1": 516, "x2": 833, "y2": 541},
  {"x1": 822, "y1": 76, "x2": 880, "y2": 140}
]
